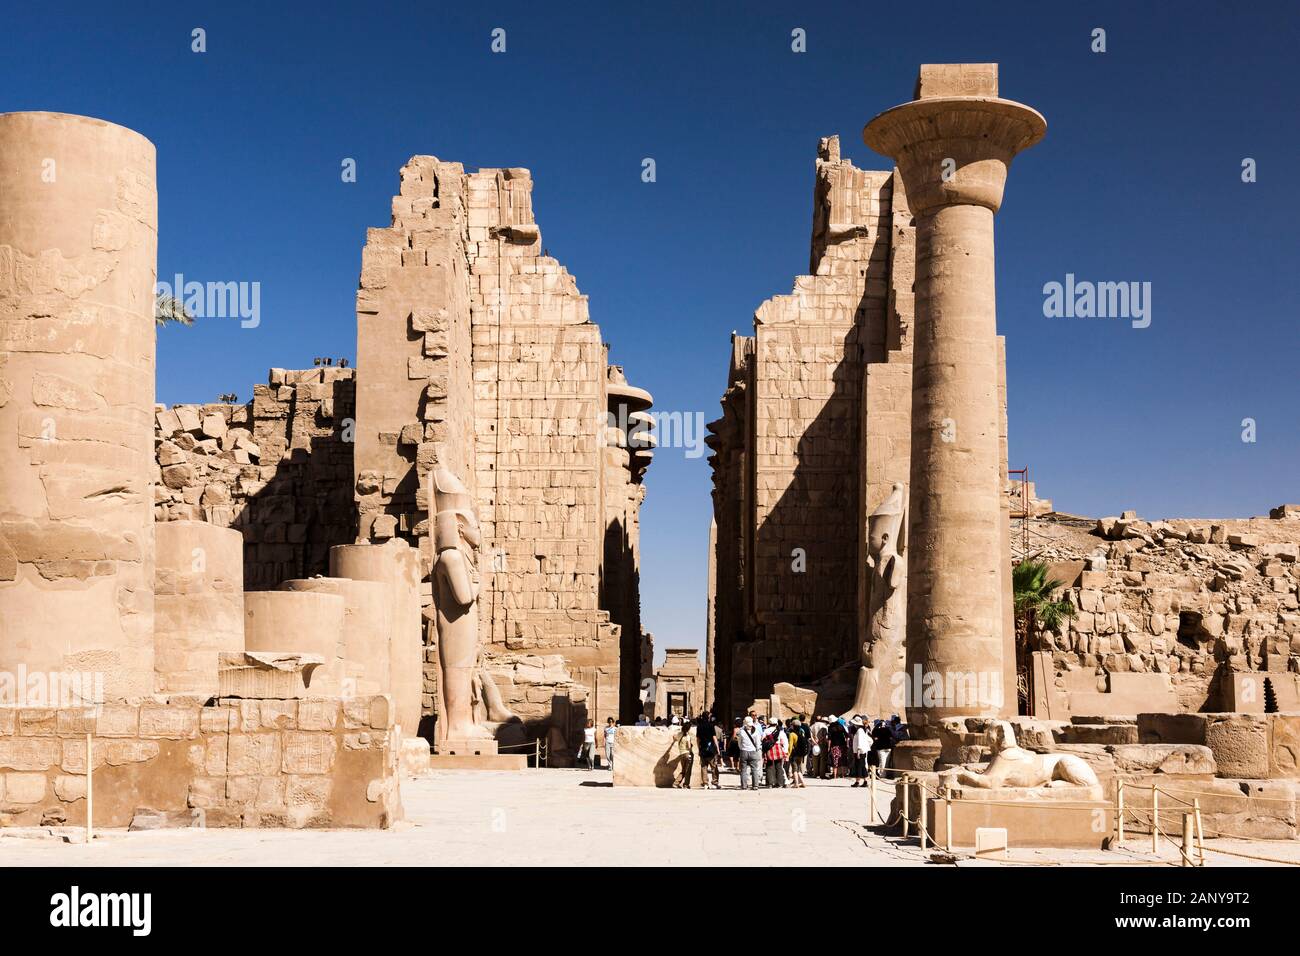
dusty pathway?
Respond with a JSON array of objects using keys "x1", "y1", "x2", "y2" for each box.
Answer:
[{"x1": 1, "y1": 769, "x2": 1295, "y2": 867}]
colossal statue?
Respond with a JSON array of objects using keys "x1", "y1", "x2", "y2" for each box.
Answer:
[
  {"x1": 431, "y1": 464, "x2": 494, "y2": 744},
  {"x1": 850, "y1": 482, "x2": 907, "y2": 717}
]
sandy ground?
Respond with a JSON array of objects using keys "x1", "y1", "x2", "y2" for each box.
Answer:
[{"x1": 1, "y1": 767, "x2": 1297, "y2": 867}]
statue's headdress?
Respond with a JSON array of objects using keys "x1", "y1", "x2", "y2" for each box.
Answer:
[
  {"x1": 432, "y1": 464, "x2": 478, "y2": 552},
  {"x1": 867, "y1": 481, "x2": 908, "y2": 555}
]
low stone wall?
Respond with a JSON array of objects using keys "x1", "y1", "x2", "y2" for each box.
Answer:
[
  {"x1": 1138, "y1": 711, "x2": 1300, "y2": 780},
  {"x1": 0, "y1": 695, "x2": 400, "y2": 829}
]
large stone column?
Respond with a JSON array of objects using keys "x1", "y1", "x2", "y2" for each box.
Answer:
[
  {"x1": 155, "y1": 521, "x2": 244, "y2": 696},
  {"x1": 243, "y1": 590, "x2": 347, "y2": 695},
  {"x1": 0, "y1": 113, "x2": 158, "y2": 701},
  {"x1": 330, "y1": 541, "x2": 423, "y2": 739},
  {"x1": 863, "y1": 65, "x2": 1044, "y2": 733},
  {"x1": 281, "y1": 576, "x2": 392, "y2": 697}
]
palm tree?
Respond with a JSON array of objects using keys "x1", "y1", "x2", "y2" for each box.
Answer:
[
  {"x1": 155, "y1": 293, "x2": 193, "y2": 328},
  {"x1": 1013, "y1": 559, "x2": 1076, "y2": 644},
  {"x1": 1012, "y1": 559, "x2": 1076, "y2": 713}
]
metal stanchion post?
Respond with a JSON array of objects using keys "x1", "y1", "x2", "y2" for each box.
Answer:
[
  {"x1": 1115, "y1": 779, "x2": 1123, "y2": 844},
  {"x1": 946, "y1": 790, "x2": 956, "y2": 858},
  {"x1": 1193, "y1": 798, "x2": 1206, "y2": 866},
  {"x1": 868, "y1": 766, "x2": 877, "y2": 825},
  {"x1": 919, "y1": 783, "x2": 928, "y2": 851},
  {"x1": 85, "y1": 732, "x2": 93, "y2": 845},
  {"x1": 901, "y1": 775, "x2": 910, "y2": 839},
  {"x1": 1152, "y1": 787, "x2": 1160, "y2": 855}
]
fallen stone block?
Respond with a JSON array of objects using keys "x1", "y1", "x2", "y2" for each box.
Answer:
[
  {"x1": 217, "y1": 652, "x2": 324, "y2": 699},
  {"x1": 611, "y1": 726, "x2": 678, "y2": 787},
  {"x1": 129, "y1": 807, "x2": 201, "y2": 830}
]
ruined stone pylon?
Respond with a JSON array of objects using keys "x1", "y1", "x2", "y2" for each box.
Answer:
[{"x1": 863, "y1": 65, "x2": 1045, "y2": 734}]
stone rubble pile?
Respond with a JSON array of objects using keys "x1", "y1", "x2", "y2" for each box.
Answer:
[{"x1": 1031, "y1": 509, "x2": 1300, "y2": 710}]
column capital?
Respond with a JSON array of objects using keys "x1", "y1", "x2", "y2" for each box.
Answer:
[{"x1": 863, "y1": 94, "x2": 1045, "y2": 214}]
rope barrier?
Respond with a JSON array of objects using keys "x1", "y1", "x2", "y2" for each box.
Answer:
[
  {"x1": 1194, "y1": 843, "x2": 1300, "y2": 866},
  {"x1": 1149, "y1": 783, "x2": 1299, "y2": 805}
]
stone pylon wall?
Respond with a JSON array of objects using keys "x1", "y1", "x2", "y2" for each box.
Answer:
[
  {"x1": 466, "y1": 168, "x2": 624, "y2": 733},
  {"x1": 706, "y1": 335, "x2": 754, "y2": 719},
  {"x1": 355, "y1": 156, "x2": 477, "y2": 548},
  {"x1": 347, "y1": 158, "x2": 647, "y2": 745},
  {"x1": 151, "y1": 155, "x2": 649, "y2": 746},
  {"x1": 744, "y1": 139, "x2": 895, "y2": 698},
  {"x1": 0, "y1": 113, "x2": 158, "y2": 701}
]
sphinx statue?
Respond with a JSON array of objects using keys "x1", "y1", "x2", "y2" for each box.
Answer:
[
  {"x1": 939, "y1": 720, "x2": 1101, "y2": 794},
  {"x1": 431, "y1": 464, "x2": 495, "y2": 745},
  {"x1": 850, "y1": 482, "x2": 907, "y2": 717}
]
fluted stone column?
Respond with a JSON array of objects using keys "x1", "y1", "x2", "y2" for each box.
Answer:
[
  {"x1": 863, "y1": 65, "x2": 1044, "y2": 733},
  {"x1": 0, "y1": 113, "x2": 158, "y2": 701}
]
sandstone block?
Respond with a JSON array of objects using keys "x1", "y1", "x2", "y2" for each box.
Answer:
[
  {"x1": 4, "y1": 772, "x2": 47, "y2": 803},
  {"x1": 0, "y1": 737, "x2": 61, "y2": 771},
  {"x1": 611, "y1": 727, "x2": 678, "y2": 787},
  {"x1": 217, "y1": 652, "x2": 324, "y2": 700},
  {"x1": 227, "y1": 734, "x2": 281, "y2": 776},
  {"x1": 139, "y1": 704, "x2": 199, "y2": 739},
  {"x1": 1138, "y1": 712, "x2": 1268, "y2": 779},
  {"x1": 281, "y1": 731, "x2": 337, "y2": 774}
]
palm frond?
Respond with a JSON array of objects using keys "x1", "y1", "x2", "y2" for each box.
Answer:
[{"x1": 155, "y1": 294, "x2": 193, "y2": 328}]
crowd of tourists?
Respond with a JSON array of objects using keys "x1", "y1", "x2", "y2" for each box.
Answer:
[{"x1": 584, "y1": 711, "x2": 910, "y2": 790}]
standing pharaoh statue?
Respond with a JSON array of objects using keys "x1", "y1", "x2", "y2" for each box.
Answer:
[
  {"x1": 851, "y1": 482, "x2": 907, "y2": 717},
  {"x1": 431, "y1": 464, "x2": 495, "y2": 746}
]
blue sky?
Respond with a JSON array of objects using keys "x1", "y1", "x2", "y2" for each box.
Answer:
[{"x1": 5, "y1": 1, "x2": 1296, "y2": 660}]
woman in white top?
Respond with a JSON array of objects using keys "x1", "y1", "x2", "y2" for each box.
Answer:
[
  {"x1": 850, "y1": 717, "x2": 871, "y2": 787},
  {"x1": 578, "y1": 720, "x2": 596, "y2": 770}
]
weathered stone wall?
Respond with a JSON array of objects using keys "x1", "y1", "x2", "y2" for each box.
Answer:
[
  {"x1": 354, "y1": 155, "x2": 477, "y2": 550},
  {"x1": 603, "y1": 365, "x2": 653, "y2": 721},
  {"x1": 150, "y1": 156, "x2": 651, "y2": 749},
  {"x1": 154, "y1": 367, "x2": 356, "y2": 589},
  {"x1": 741, "y1": 143, "x2": 891, "y2": 689},
  {"x1": 0, "y1": 695, "x2": 400, "y2": 829},
  {"x1": 706, "y1": 335, "x2": 754, "y2": 719},
  {"x1": 653, "y1": 648, "x2": 705, "y2": 717},
  {"x1": 1028, "y1": 512, "x2": 1300, "y2": 714},
  {"x1": 466, "y1": 167, "x2": 629, "y2": 735}
]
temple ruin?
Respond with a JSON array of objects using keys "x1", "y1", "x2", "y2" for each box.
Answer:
[
  {"x1": 694, "y1": 64, "x2": 1300, "y2": 842},
  {"x1": 0, "y1": 111, "x2": 654, "y2": 827},
  {"x1": 3, "y1": 62, "x2": 1300, "y2": 852},
  {"x1": 706, "y1": 65, "x2": 1300, "y2": 735}
]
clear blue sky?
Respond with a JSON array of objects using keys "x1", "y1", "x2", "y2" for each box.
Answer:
[{"x1": 5, "y1": 1, "x2": 1296, "y2": 661}]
